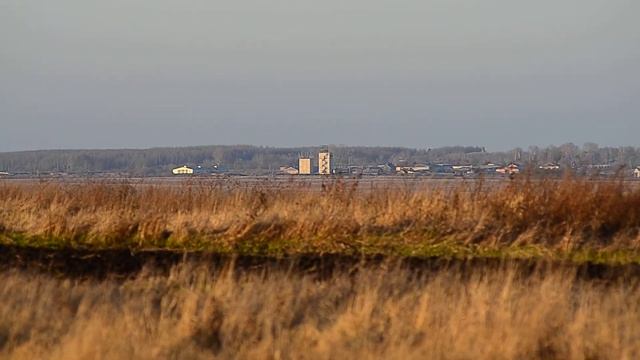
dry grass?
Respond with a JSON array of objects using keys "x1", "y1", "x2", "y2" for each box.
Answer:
[
  {"x1": 3, "y1": 178, "x2": 639, "y2": 359},
  {"x1": 1, "y1": 262, "x2": 640, "y2": 359},
  {"x1": 1, "y1": 177, "x2": 640, "y2": 260}
]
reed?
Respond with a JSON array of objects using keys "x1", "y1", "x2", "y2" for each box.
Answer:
[
  {"x1": 1, "y1": 177, "x2": 639, "y2": 261},
  {"x1": 1, "y1": 262, "x2": 639, "y2": 359}
]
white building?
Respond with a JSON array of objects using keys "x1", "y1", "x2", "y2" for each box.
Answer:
[
  {"x1": 396, "y1": 164, "x2": 430, "y2": 174},
  {"x1": 539, "y1": 163, "x2": 560, "y2": 170},
  {"x1": 496, "y1": 163, "x2": 520, "y2": 175},
  {"x1": 412, "y1": 164, "x2": 430, "y2": 172},
  {"x1": 172, "y1": 166, "x2": 194, "y2": 175},
  {"x1": 318, "y1": 150, "x2": 331, "y2": 175},
  {"x1": 280, "y1": 166, "x2": 299, "y2": 175}
]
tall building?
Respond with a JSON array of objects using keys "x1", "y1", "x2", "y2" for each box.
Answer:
[
  {"x1": 318, "y1": 150, "x2": 331, "y2": 175},
  {"x1": 298, "y1": 157, "x2": 312, "y2": 175}
]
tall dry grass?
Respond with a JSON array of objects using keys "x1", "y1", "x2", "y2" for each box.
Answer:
[
  {"x1": 1, "y1": 177, "x2": 640, "y2": 254},
  {"x1": 1, "y1": 262, "x2": 640, "y2": 359}
]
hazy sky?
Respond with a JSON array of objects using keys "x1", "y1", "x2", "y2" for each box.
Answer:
[{"x1": 1, "y1": 0, "x2": 638, "y2": 152}]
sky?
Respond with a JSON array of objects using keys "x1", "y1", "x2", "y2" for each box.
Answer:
[{"x1": 1, "y1": 0, "x2": 639, "y2": 152}]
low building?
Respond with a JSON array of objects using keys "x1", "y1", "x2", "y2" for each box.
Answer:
[
  {"x1": 279, "y1": 166, "x2": 299, "y2": 175},
  {"x1": 412, "y1": 164, "x2": 430, "y2": 173},
  {"x1": 362, "y1": 166, "x2": 383, "y2": 176},
  {"x1": 431, "y1": 164, "x2": 454, "y2": 174},
  {"x1": 396, "y1": 164, "x2": 431, "y2": 174},
  {"x1": 333, "y1": 167, "x2": 351, "y2": 175},
  {"x1": 539, "y1": 163, "x2": 560, "y2": 171},
  {"x1": 634, "y1": 168, "x2": 640, "y2": 178},
  {"x1": 348, "y1": 166, "x2": 364, "y2": 175},
  {"x1": 496, "y1": 163, "x2": 520, "y2": 175},
  {"x1": 378, "y1": 163, "x2": 395, "y2": 174},
  {"x1": 172, "y1": 166, "x2": 194, "y2": 175},
  {"x1": 452, "y1": 165, "x2": 472, "y2": 171},
  {"x1": 472, "y1": 164, "x2": 500, "y2": 175},
  {"x1": 396, "y1": 165, "x2": 412, "y2": 174}
]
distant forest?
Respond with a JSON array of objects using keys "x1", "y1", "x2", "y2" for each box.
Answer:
[{"x1": 0, "y1": 143, "x2": 638, "y2": 176}]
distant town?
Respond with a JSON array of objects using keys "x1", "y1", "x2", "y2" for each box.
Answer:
[
  {"x1": 171, "y1": 148, "x2": 640, "y2": 179},
  {"x1": 0, "y1": 144, "x2": 639, "y2": 179}
]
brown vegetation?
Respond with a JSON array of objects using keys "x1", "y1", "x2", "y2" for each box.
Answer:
[
  {"x1": 2, "y1": 262, "x2": 640, "y2": 359},
  {"x1": 1, "y1": 178, "x2": 640, "y2": 260},
  {"x1": 3, "y1": 178, "x2": 640, "y2": 358}
]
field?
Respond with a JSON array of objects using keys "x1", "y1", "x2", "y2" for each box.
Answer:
[
  {"x1": 1, "y1": 176, "x2": 640, "y2": 262},
  {"x1": 3, "y1": 259, "x2": 640, "y2": 359},
  {"x1": 2, "y1": 176, "x2": 640, "y2": 359}
]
